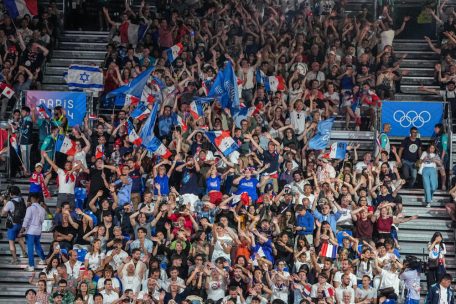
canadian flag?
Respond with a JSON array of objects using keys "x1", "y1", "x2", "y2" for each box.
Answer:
[{"x1": 0, "y1": 82, "x2": 14, "y2": 99}]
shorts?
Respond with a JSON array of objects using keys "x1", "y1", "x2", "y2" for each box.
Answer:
[
  {"x1": 208, "y1": 191, "x2": 222, "y2": 205},
  {"x1": 7, "y1": 223, "x2": 22, "y2": 241},
  {"x1": 57, "y1": 193, "x2": 75, "y2": 209},
  {"x1": 404, "y1": 298, "x2": 420, "y2": 304}
]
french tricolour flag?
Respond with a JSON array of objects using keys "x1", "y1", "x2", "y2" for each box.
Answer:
[
  {"x1": 189, "y1": 100, "x2": 204, "y2": 120},
  {"x1": 124, "y1": 94, "x2": 140, "y2": 107},
  {"x1": 37, "y1": 103, "x2": 52, "y2": 119},
  {"x1": 95, "y1": 144, "x2": 104, "y2": 159},
  {"x1": 143, "y1": 136, "x2": 172, "y2": 159},
  {"x1": 130, "y1": 103, "x2": 151, "y2": 121},
  {"x1": 127, "y1": 23, "x2": 149, "y2": 46},
  {"x1": 174, "y1": 114, "x2": 188, "y2": 132},
  {"x1": 205, "y1": 130, "x2": 239, "y2": 157},
  {"x1": 4, "y1": 0, "x2": 38, "y2": 19},
  {"x1": 328, "y1": 142, "x2": 348, "y2": 160},
  {"x1": 55, "y1": 135, "x2": 77, "y2": 156},
  {"x1": 166, "y1": 42, "x2": 184, "y2": 63},
  {"x1": 127, "y1": 120, "x2": 142, "y2": 146},
  {"x1": 323, "y1": 287, "x2": 335, "y2": 298},
  {"x1": 319, "y1": 242, "x2": 337, "y2": 259},
  {"x1": 264, "y1": 75, "x2": 285, "y2": 92}
]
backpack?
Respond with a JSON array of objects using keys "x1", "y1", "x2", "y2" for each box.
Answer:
[{"x1": 11, "y1": 197, "x2": 26, "y2": 224}]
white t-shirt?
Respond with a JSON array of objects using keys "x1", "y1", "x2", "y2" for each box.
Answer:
[
  {"x1": 98, "y1": 277, "x2": 121, "y2": 292},
  {"x1": 356, "y1": 286, "x2": 377, "y2": 301},
  {"x1": 289, "y1": 110, "x2": 307, "y2": 135},
  {"x1": 57, "y1": 168, "x2": 77, "y2": 194},
  {"x1": 333, "y1": 272, "x2": 357, "y2": 288},
  {"x1": 335, "y1": 286, "x2": 355, "y2": 303},
  {"x1": 85, "y1": 252, "x2": 105, "y2": 271},
  {"x1": 100, "y1": 290, "x2": 119, "y2": 304},
  {"x1": 380, "y1": 30, "x2": 395, "y2": 50},
  {"x1": 105, "y1": 249, "x2": 129, "y2": 271},
  {"x1": 65, "y1": 260, "x2": 82, "y2": 280},
  {"x1": 122, "y1": 275, "x2": 142, "y2": 294},
  {"x1": 206, "y1": 278, "x2": 226, "y2": 301},
  {"x1": 421, "y1": 152, "x2": 438, "y2": 168},
  {"x1": 380, "y1": 269, "x2": 400, "y2": 294}
]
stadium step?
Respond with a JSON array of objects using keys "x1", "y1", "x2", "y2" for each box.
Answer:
[{"x1": 42, "y1": 31, "x2": 108, "y2": 91}]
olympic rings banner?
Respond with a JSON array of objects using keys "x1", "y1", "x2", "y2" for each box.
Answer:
[{"x1": 381, "y1": 101, "x2": 444, "y2": 137}]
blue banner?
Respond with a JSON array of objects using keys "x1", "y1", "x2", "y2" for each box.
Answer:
[
  {"x1": 26, "y1": 91, "x2": 87, "y2": 127},
  {"x1": 381, "y1": 101, "x2": 444, "y2": 137},
  {"x1": 309, "y1": 117, "x2": 335, "y2": 150}
]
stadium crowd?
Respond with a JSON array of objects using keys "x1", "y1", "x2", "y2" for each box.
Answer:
[{"x1": 0, "y1": 0, "x2": 455, "y2": 304}]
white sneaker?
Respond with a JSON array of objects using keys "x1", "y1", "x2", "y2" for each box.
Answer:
[
  {"x1": 426, "y1": 203, "x2": 431, "y2": 208},
  {"x1": 38, "y1": 260, "x2": 47, "y2": 265},
  {"x1": 26, "y1": 266, "x2": 35, "y2": 272}
]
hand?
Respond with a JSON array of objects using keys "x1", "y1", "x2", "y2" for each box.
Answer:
[
  {"x1": 96, "y1": 190, "x2": 104, "y2": 197},
  {"x1": 403, "y1": 16, "x2": 411, "y2": 22},
  {"x1": 75, "y1": 208, "x2": 83, "y2": 215}
]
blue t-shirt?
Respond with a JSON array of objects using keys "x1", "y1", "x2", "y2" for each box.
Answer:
[
  {"x1": 20, "y1": 116, "x2": 33, "y2": 145},
  {"x1": 154, "y1": 174, "x2": 169, "y2": 195},
  {"x1": 206, "y1": 175, "x2": 221, "y2": 192},
  {"x1": 237, "y1": 177, "x2": 259, "y2": 201}
]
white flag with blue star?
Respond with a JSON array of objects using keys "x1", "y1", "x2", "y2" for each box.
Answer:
[{"x1": 65, "y1": 64, "x2": 104, "y2": 93}]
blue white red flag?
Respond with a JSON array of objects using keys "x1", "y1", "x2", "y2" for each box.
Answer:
[
  {"x1": 189, "y1": 100, "x2": 204, "y2": 120},
  {"x1": 127, "y1": 120, "x2": 142, "y2": 146},
  {"x1": 143, "y1": 136, "x2": 172, "y2": 159},
  {"x1": 126, "y1": 22, "x2": 149, "y2": 46},
  {"x1": 4, "y1": 0, "x2": 37, "y2": 19},
  {"x1": 166, "y1": 43, "x2": 184, "y2": 63},
  {"x1": 108, "y1": 66, "x2": 154, "y2": 107},
  {"x1": 37, "y1": 103, "x2": 52, "y2": 119},
  {"x1": 55, "y1": 135, "x2": 77, "y2": 156},
  {"x1": 95, "y1": 144, "x2": 104, "y2": 159},
  {"x1": 205, "y1": 130, "x2": 239, "y2": 157},
  {"x1": 319, "y1": 242, "x2": 337, "y2": 259},
  {"x1": 173, "y1": 113, "x2": 188, "y2": 132},
  {"x1": 264, "y1": 75, "x2": 285, "y2": 92},
  {"x1": 130, "y1": 103, "x2": 150, "y2": 121}
]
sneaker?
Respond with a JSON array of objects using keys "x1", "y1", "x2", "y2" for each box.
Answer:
[
  {"x1": 10, "y1": 259, "x2": 19, "y2": 265},
  {"x1": 38, "y1": 260, "x2": 47, "y2": 265},
  {"x1": 426, "y1": 203, "x2": 431, "y2": 208},
  {"x1": 19, "y1": 253, "x2": 28, "y2": 258},
  {"x1": 26, "y1": 266, "x2": 35, "y2": 272}
]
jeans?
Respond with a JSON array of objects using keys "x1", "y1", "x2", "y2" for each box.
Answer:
[
  {"x1": 26, "y1": 234, "x2": 46, "y2": 267},
  {"x1": 402, "y1": 159, "x2": 417, "y2": 188},
  {"x1": 20, "y1": 144, "x2": 32, "y2": 173},
  {"x1": 422, "y1": 167, "x2": 438, "y2": 203}
]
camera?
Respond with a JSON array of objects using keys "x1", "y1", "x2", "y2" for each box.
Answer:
[{"x1": 0, "y1": 189, "x2": 11, "y2": 206}]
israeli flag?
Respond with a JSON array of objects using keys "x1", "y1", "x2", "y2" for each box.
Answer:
[{"x1": 65, "y1": 65, "x2": 104, "y2": 92}]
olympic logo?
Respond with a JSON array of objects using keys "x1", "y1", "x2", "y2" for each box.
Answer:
[{"x1": 393, "y1": 110, "x2": 431, "y2": 128}]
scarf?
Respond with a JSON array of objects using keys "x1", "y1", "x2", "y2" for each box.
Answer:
[
  {"x1": 64, "y1": 170, "x2": 76, "y2": 183},
  {"x1": 30, "y1": 172, "x2": 50, "y2": 198}
]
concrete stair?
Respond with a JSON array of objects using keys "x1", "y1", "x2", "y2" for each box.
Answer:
[
  {"x1": 42, "y1": 31, "x2": 108, "y2": 91},
  {"x1": 393, "y1": 39, "x2": 440, "y2": 101}
]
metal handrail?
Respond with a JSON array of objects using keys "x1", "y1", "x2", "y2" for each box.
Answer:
[{"x1": 447, "y1": 99, "x2": 453, "y2": 189}]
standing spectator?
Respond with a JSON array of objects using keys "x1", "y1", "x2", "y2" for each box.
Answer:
[
  {"x1": 1, "y1": 185, "x2": 27, "y2": 264},
  {"x1": 419, "y1": 144, "x2": 441, "y2": 207},
  {"x1": 427, "y1": 232, "x2": 447, "y2": 288},
  {"x1": 398, "y1": 127, "x2": 422, "y2": 188},
  {"x1": 425, "y1": 273, "x2": 454, "y2": 304},
  {"x1": 19, "y1": 106, "x2": 33, "y2": 175},
  {"x1": 21, "y1": 193, "x2": 47, "y2": 271}
]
